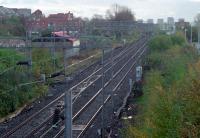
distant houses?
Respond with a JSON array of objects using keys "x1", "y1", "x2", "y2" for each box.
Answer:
[
  {"x1": 0, "y1": 6, "x2": 83, "y2": 34},
  {"x1": 26, "y1": 9, "x2": 83, "y2": 33}
]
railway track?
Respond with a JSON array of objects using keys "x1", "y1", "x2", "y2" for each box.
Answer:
[
  {"x1": 26, "y1": 38, "x2": 147, "y2": 137},
  {"x1": 1, "y1": 36, "x2": 147, "y2": 138},
  {"x1": 48, "y1": 38, "x2": 146, "y2": 138},
  {"x1": 26, "y1": 39, "x2": 148, "y2": 138}
]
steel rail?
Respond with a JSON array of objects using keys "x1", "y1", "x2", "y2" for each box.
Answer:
[
  {"x1": 1, "y1": 38, "x2": 144, "y2": 138},
  {"x1": 24, "y1": 38, "x2": 146, "y2": 138},
  {"x1": 76, "y1": 45, "x2": 147, "y2": 138},
  {"x1": 50, "y1": 42, "x2": 147, "y2": 138}
]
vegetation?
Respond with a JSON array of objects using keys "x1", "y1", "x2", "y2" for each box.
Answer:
[
  {"x1": 124, "y1": 33, "x2": 200, "y2": 137},
  {"x1": 106, "y1": 4, "x2": 135, "y2": 21},
  {"x1": 0, "y1": 49, "x2": 48, "y2": 117},
  {"x1": 0, "y1": 16, "x2": 26, "y2": 36},
  {"x1": 0, "y1": 47, "x2": 102, "y2": 118}
]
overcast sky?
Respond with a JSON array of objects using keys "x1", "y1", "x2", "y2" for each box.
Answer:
[{"x1": 1, "y1": 0, "x2": 200, "y2": 22}]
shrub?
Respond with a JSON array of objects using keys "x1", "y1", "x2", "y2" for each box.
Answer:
[{"x1": 124, "y1": 34, "x2": 200, "y2": 137}]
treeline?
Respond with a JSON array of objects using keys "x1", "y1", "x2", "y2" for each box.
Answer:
[{"x1": 124, "y1": 33, "x2": 200, "y2": 137}]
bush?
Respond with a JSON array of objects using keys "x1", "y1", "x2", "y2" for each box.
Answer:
[
  {"x1": 0, "y1": 49, "x2": 49, "y2": 118},
  {"x1": 124, "y1": 34, "x2": 200, "y2": 137},
  {"x1": 148, "y1": 35, "x2": 173, "y2": 51}
]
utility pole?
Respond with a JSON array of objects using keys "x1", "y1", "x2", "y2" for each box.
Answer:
[
  {"x1": 198, "y1": 27, "x2": 200, "y2": 44},
  {"x1": 185, "y1": 29, "x2": 187, "y2": 40},
  {"x1": 64, "y1": 26, "x2": 72, "y2": 138},
  {"x1": 52, "y1": 26, "x2": 56, "y2": 72},
  {"x1": 190, "y1": 24, "x2": 193, "y2": 44},
  {"x1": 101, "y1": 48, "x2": 105, "y2": 138},
  {"x1": 29, "y1": 30, "x2": 32, "y2": 80},
  {"x1": 63, "y1": 26, "x2": 67, "y2": 75},
  {"x1": 64, "y1": 87, "x2": 72, "y2": 138},
  {"x1": 129, "y1": 79, "x2": 133, "y2": 95},
  {"x1": 110, "y1": 47, "x2": 114, "y2": 114}
]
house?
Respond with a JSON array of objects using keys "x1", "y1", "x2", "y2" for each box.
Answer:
[
  {"x1": 27, "y1": 10, "x2": 79, "y2": 32},
  {"x1": 31, "y1": 9, "x2": 44, "y2": 21}
]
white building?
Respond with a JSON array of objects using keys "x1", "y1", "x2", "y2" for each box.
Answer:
[
  {"x1": 157, "y1": 18, "x2": 165, "y2": 30},
  {"x1": 167, "y1": 17, "x2": 175, "y2": 34}
]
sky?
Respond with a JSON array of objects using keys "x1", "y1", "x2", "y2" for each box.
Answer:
[{"x1": 0, "y1": 0, "x2": 200, "y2": 22}]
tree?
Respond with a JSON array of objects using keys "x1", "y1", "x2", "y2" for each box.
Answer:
[
  {"x1": 106, "y1": 4, "x2": 135, "y2": 21},
  {"x1": 91, "y1": 14, "x2": 104, "y2": 22}
]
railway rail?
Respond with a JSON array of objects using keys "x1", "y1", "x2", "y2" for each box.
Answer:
[
  {"x1": 1, "y1": 36, "x2": 147, "y2": 138},
  {"x1": 30, "y1": 39, "x2": 148, "y2": 138},
  {"x1": 50, "y1": 39, "x2": 148, "y2": 138}
]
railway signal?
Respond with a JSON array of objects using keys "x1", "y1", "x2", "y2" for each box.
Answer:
[{"x1": 16, "y1": 60, "x2": 32, "y2": 66}]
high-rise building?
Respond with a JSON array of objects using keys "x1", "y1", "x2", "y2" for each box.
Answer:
[
  {"x1": 167, "y1": 17, "x2": 174, "y2": 26},
  {"x1": 157, "y1": 18, "x2": 164, "y2": 30},
  {"x1": 137, "y1": 19, "x2": 143, "y2": 23},
  {"x1": 147, "y1": 19, "x2": 154, "y2": 24},
  {"x1": 167, "y1": 17, "x2": 175, "y2": 33}
]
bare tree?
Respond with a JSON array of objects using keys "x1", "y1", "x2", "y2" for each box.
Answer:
[
  {"x1": 106, "y1": 4, "x2": 135, "y2": 21},
  {"x1": 91, "y1": 14, "x2": 104, "y2": 22}
]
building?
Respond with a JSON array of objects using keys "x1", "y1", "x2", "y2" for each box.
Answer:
[
  {"x1": 167, "y1": 17, "x2": 174, "y2": 26},
  {"x1": 0, "y1": 6, "x2": 31, "y2": 17},
  {"x1": 46, "y1": 12, "x2": 73, "y2": 27},
  {"x1": 27, "y1": 10, "x2": 83, "y2": 33},
  {"x1": 147, "y1": 19, "x2": 154, "y2": 24},
  {"x1": 175, "y1": 18, "x2": 190, "y2": 30},
  {"x1": 11, "y1": 8, "x2": 31, "y2": 17},
  {"x1": 31, "y1": 9, "x2": 44, "y2": 21},
  {"x1": 0, "y1": 6, "x2": 16, "y2": 17},
  {"x1": 167, "y1": 17, "x2": 175, "y2": 34},
  {"x1": 157, "y1": 18, "x2": 165, "y2": 30},
  {"x1": 137, "y1": 19, "x2": 143, "y2": 23}
]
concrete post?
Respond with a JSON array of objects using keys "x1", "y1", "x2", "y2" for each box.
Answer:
[
  {"x1": 64, "y1": 86, "x2": 72, "y2": 138},
  {"x1": 101, "y1": 48, "x2": 105, "y2": 138}
]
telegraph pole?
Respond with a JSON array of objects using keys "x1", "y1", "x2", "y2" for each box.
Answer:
[
  {"x1": 101, "y1": 48, "x2": 105, "y2": 138},
  {"x1": 190, "y1": 24, "x2": 193, "y2": 44},
  {"x1": 52, "y1": 26, "x2": 56, "y2": 72},
  {"x1": 198, "y1": 27, "x2": 200, "y2": 44},
  {"x1": 185, "y1": 29, "x2": 187, "y2": 40},
  {"x1": 110, "y1": 47, "x2": 114, "y2": 114},
  {"x1": 64, "y1": 88, "x2": 72, "y2": 138},
  {"x1": 64, "y1": 26, "x2": 72, "y2": 138}
]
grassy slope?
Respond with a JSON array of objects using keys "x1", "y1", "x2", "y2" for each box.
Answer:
[{"x1": 124, "y1": 33, "x2": 200, "y2": 138}]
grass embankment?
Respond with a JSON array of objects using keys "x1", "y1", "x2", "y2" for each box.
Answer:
[
  {"x1": 0, "y1": 48, "x2": 101, "y2": 118},
  {"x1": 0, "y1": 49, "x2": 48, "y2": 118},
  {"x1": 124, "y1": 33, "x2": 200, "y2": 138}
]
